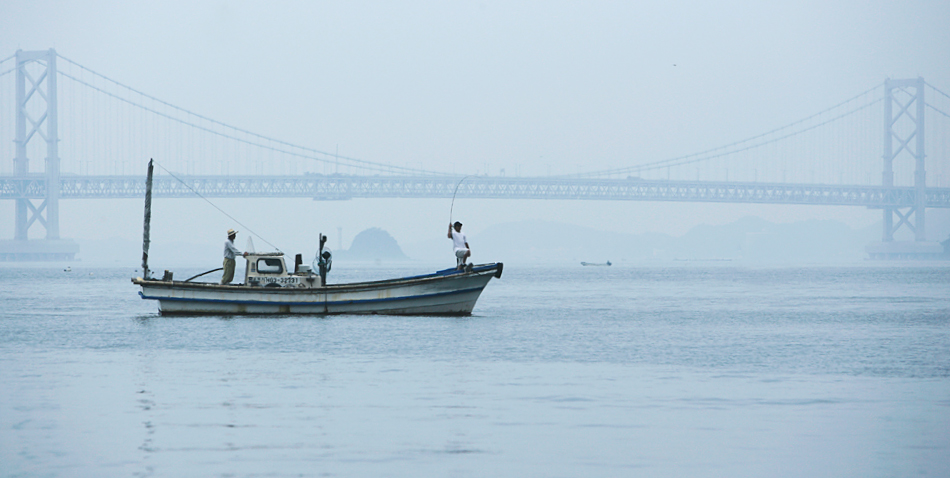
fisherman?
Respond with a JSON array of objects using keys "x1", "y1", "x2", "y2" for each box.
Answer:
[
  {"x1": 447, "y1": 221, "x2": 471, "y2": 269},
  {"x1": 222, "y1": 228, "x2": 248, "y2": 284}
]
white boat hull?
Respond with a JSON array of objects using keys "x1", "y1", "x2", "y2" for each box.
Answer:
[{"x1": 134, "y1": 263, "x2": 502, "y2": 316}]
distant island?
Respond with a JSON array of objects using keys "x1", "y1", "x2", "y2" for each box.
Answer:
[{"x1": 335, "y1": 228, "x2": 408, "y2": 261}]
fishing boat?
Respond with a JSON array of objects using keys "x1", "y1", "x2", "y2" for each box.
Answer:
[
  {"x1": 131, "y1": 160, "x2": 502, "y2": 316},
  {"x1": 132, "y1": 257, "x2": 502, "y2": 316},
  {"x1": 580, "y1": 261, "x2": 611, "y2": 266}
]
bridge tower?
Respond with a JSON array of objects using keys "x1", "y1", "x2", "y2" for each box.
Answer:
[
  {"x1": 867, "y1": 77, "x2": 943, "y2": 259},
  {"x1": 0, "y1": 49, "x2": 78, "y2": 261}
]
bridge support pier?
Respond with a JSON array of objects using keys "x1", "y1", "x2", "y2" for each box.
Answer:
[
  {"x1": 866, "y1": 78, "x2": 945, "y2": 259},
  {"x1": 0, "y1": 49, "x2": 78, "y2": 261}
]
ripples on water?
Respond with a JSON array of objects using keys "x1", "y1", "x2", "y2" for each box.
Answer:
[{"x1": 1, "y1": 264, "x2": 948, "y2": 477}]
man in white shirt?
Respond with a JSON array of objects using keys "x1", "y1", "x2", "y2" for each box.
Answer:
[
  {"x1": 222, "y1": 228, "x2": 247, "y2": 284},
  {"x1": 447, "y1": 221, "x2": 470, "y2": 270}
]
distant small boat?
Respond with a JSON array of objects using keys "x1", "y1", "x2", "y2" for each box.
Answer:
[
  {"x1": 64, "y1": 266, "x2": 71, "y2": 272},
  {"x1": 580, "y1": 261, "x2": 611, "y2": 266}
]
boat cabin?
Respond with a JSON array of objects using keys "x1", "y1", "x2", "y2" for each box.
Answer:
[{"x1": 244, "y1": 252, "x2": 322, "y2": 288}]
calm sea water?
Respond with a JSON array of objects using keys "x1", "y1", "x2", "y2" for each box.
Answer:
[{"x1": 1, "y1": 264, "x2": 948, "y2": 477}]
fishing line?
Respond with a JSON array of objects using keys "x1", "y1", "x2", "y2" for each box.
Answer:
[
  {"x1": 449, "y1": 175, "x2": 472, "y2": 224},
  {"x1": 152, "y1": 160, "x2": 283, "y2": 253}
]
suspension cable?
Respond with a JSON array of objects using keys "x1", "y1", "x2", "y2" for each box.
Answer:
[
  {"x1": 56, "y1": 54, "x2": 448, "y2": 176},
  {"x1": 48, "y1": 53, "x2": 920, "y2": 181},
  {"x1": 926, "y1": 82, "x2": 950, "y2": 101},
  {"x1": 927, "y1": 104, "x2": 950, "y2": 120},
  {"x1": 57, "y1": 70, "x2": 440, "y2": 176},
  {"x1": 559, "y1": 84, "x2": 884, "y2": 178},
  {"x1": 624, "y1": 98, "x2": 883, "y2": 174}
]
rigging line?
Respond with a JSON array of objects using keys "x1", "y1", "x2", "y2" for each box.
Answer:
[
  {"x1": 56, "y1": 54, "x2": 449, "y2": 176},
  {"x1": 152, "y1": 160, "x2": 284, "y2": 253},
  {"x1": 614, "y1": 98, "x2": 884, "y2": 174},
  {"x1": 0, "y1": 66, "x2": 15, "y2": 78},
  {"x1": 926, "y1": 82, "x2": 950, "y2": 101},
  {"x1": 926, "y1": 104, "x2": 950, "y2": 120},
  {"x1": 57, "y1": 71, "x2": 438, "y2": 176},
  {"x1": 0, "y1": 53, "x2": 13, "y2": 64},
  {"x1": 557, "y1": 83, "x2": 885, "y2": 178}
]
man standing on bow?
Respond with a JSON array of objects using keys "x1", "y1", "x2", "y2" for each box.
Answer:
[
  {"x1": 448, "y1": 221, "x2": 470, "y2": 269},
  {"x1": 222, "y1": 228, "x2": 248, "y2": 284}
]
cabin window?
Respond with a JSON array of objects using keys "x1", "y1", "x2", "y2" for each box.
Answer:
[{"x1": 256, "y1": 258, "x2": 283, "y2": 274}]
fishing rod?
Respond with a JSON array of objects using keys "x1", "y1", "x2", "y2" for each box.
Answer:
[{"x1": 449, "y1": 175, "x2": 472, "y2": 225}]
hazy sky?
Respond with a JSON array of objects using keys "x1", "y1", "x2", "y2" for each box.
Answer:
[{"x1": 2, "y1": 1, "x2": 949, "y2": 252}]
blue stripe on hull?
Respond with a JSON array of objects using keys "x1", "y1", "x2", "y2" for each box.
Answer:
[{"x1": 139, "y1": 286, "x2": 485, "y2": 307}]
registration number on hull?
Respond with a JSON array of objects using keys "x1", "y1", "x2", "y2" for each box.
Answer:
[{"x1": 250, "y1": 277, "x2": 300, "y2": 287}]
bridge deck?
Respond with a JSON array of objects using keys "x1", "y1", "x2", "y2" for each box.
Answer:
[{"x1": 2, "y1": 175, "x2": 949, "y2": 208}]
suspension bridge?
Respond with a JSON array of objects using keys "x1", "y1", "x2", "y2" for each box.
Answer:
[{"x1": 1, "y1": 49, "x2": 949, "y2": 260}]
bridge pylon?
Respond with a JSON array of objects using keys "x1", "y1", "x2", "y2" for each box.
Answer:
[
  {"x1": 0, "y1": 49, "x2": 78, "y2": 261},
  {"x1": 867, "y1": 77, "x2": 944, "y2": 259}
]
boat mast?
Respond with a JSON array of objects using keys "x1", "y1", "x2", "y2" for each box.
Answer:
[{"x1": 142, "y1": 159, "x2": 154, "y2": 279}]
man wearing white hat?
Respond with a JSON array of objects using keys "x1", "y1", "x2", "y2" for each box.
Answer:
[{"x1": 222, "y1": 228, "x2": 247, "y2": 284}]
